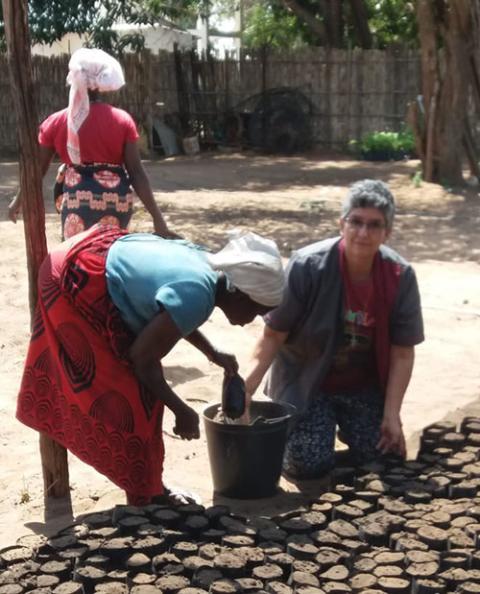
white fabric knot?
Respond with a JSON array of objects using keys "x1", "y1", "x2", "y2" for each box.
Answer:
[
  {"x1": 206, "y1": 230, "x2": 285, "y2": 307},
  {"x1": 66, "y1": 48, "x2": 125, "y2": 164}
]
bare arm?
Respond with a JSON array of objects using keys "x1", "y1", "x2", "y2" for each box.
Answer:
[
  {"x1": 9, "y1": 145, "x2": 54, "y2": 223},
  {"x1": 377, "y1": 344, "x2": 415, "y2": 457},
  {"x1": 185, "y1": 329, "x2": 239, "y2": 375},
  {"x1": 244, "y1": 324, "x2": 288, "y2": 403},
  {"x1": 123, "y1": 141, "x2": 170, "y2": 237},
  {"x1": 129, "y1": 310, "x2": 199, "y2": 439}
]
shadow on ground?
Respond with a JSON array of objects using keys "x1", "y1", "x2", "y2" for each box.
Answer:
[
  {"x1": 1, "y1": 153, "x2": 479, "y2": 264},
  {"x1": 153, "y1": 194, "x2": 480, "y2": 264}
]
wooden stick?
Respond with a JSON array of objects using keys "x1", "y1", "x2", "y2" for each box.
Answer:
[
  {"x1": 462, "y1": 121, "x2": 480, "y2": 178},
  {"x1": 425, "y1": 81, "x2": 439, "y2": 182},
  {"x1": 406, "y1": 101, "x2": 425, "y2": 162},
  {"x1": 2, "y1": 0, "x2": 69, "y2": 499}
]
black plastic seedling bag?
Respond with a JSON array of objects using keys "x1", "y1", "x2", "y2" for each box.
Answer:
[{"x1": 221, "y1": 373, "x2": 246, "y2": 419}]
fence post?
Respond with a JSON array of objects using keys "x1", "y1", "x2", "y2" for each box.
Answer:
[
  {"x1": 261, "y1": 44, "x2": 268, "y2": 150},
  {"x1": 174, "y1": 44, "x2": 190, "y2": 135}
]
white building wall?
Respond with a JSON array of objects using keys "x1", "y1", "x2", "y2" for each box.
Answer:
[{"x1": 31, "y1": 24, "x2": 194, "y2": 57}]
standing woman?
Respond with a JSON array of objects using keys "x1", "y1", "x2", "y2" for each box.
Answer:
[{"x1": 9, "y1": 47, "x2": 171, "y2": 239}]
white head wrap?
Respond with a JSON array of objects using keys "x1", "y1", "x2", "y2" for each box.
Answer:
[
  {"x1": 206, "y1": 230, "x2": 285, "y2": 307},
  {"x1": 66, "y1": 48, "x2": 125, "y2": 164}
]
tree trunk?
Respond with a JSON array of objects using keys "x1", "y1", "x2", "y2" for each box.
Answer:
[
  {"x1": 348, "y1": 0, "x2": 373, "y2": 49},
  {"x1": 416, "y1": 0, "x2": 439, "y2": 115},
  {"x1": 406, "y1": 101, "x2": 425, "y2": 162},
  {"x1": 329, "y1": 0, "x2": 344, "y2": 48},
  {"x1": 472, "y1": 1, "x2": 480, "y2": 111},
  {"x1": 318, "y1": 0, "x2": 332, "y2": 46},
  {"x1": 435, "y1": 4, "x2": 471, "y2": 185},
  {"x1": 416, "y1": 0, "x2": 474, "y2": 185},
  {"x1": 416, "y1": 0, "x2": 438, "y2": 181},
  {"x1": 2, "y1": 0, "x2": 70, "y2": 499},
  {"x1": 321, "y1": 0, "x2": 343, "y2": 47},
  {"x1": 463, "y1": 122, "x2": 480, "y2": 178}
]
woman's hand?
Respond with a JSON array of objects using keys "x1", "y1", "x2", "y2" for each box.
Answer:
[
  {"x1": 8, "y1": 193, "x2": 22, "y2": 223},
  {"x1": 237, "y1": 396, "x2": 252, "y2": 425},
  {"x1": 152, "y1": 215, "x2": 172, "y2": 237},
  {"x1": 173, "y1": 405, "x2": 200, "y2": 440},
  {"x1": 377, "y1": 413, "x2": 406, "y2": 458},
  {"x1": 210, "y1": 349, "x2": 239, "y2": 376},
  {"x1": 162, "y1": 228, "x2": 183, "y2": 240},
  {"x1": 124, "y1": 142, "x2": 172, "y2": 239}
]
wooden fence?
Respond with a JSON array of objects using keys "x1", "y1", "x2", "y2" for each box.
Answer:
[{"x1": 0, "y1": 47, "x2": 421, "y2": 156}]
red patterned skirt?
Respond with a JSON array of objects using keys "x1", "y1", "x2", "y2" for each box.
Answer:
[
  {"x1": 16, "y1": 225, "x2": 164, "y2": 502},
  {"x1": 58, "y1": 163, "x2": 134, "y2": 240}
]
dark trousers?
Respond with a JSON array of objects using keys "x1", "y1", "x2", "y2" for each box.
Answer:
[{"x1": 283, "y1": 387, "x2": 384, "y2": 479}]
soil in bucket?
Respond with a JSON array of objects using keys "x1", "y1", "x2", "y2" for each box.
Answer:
[{"x1": 203, "y1": 401, "x2": 296, "y2": 499}]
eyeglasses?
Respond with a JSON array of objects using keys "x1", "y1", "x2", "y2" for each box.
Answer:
[{"x1": 344, "y1": 217, "x2": 386, "y2": 232}]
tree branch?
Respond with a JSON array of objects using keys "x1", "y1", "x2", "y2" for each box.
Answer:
[{"x1": 281, "y1": 0, "x2": 327, "y2": 45}]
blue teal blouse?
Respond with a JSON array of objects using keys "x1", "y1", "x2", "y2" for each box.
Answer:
[{"x1": 106, "y1": 234, "x2": 218, "y2": 336}]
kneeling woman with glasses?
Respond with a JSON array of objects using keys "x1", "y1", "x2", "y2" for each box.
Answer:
[{"x1": 244, "y1": 179, "x2": 424, "y2": 479}]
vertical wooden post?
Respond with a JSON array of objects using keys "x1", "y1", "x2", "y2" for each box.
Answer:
[
  {"x1": 2, "y1": 0, "x2": 70, "y2": 499},
  {"x1": 425, "y1": 81, "x2": 439, "y2": 183},
  {"x1": 174, "y1": 44, "x2": 190, "y2": 135},
  {"x1": 261, "y1": 44, "x2": 268, "y2": 150}
]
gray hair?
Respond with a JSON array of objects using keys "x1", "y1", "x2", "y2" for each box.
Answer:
[{"x1": 341, "y1": 179, "x2": 395, "y2": 229}]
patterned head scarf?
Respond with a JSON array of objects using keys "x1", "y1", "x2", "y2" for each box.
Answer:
[
  {"x1": 66, "y1": 48, "x2": 125, "y2": 164},
  {"x1": 206, "y1": 230, "x2": 285, "y2": 307}
]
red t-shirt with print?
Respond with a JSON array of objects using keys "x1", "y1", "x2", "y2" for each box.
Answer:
[
  {"x1": 38, "y1": 103, "x2": 139, "y2": 165},
  {"x1": 321, "y1": 270, "x2": 378, "y2": 394}
]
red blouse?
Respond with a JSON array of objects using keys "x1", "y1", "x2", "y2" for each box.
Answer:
[{"x1": 38, "y1": 103, "x2": 139, "y2": 165}]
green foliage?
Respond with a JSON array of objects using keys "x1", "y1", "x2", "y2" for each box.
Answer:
[
  {"x1": 241, "y1": 0, "x2": 418, "y2": 50},
  {"x1": 18, "y1": 477, "x2": 31, "y2": 504},
  {"x1": 411, "y1": 170, "x2": 422, "y2": 187},
  {"x1": 0, "y1": 0, "x2": 419, "y2": 53},
  {"x1": 211, "y1": 0, "x2": 238, "y2": 20},
  {"x1": 242, "y1": 3, "x2": 306, "y2": 49},
  {"x1": 144, "y1": 0, "x2": 200, "y2": 29},
  {"x1": 26, "y1": 1, "x2": 99, "y2": 45},
  {"x1": 349, "y1": 128, "x2": 416, "y2": 160},
  {"x1": 0, "y1": 0, "x2": 201, "y2": 54},
  {"x1": 365, "y1": 0, "x2": 417, "y2": 48}
]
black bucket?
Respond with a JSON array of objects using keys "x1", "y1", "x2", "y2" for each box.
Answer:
[{"x1": 203, "y1": 400, "x2": 296, "y2": 499}]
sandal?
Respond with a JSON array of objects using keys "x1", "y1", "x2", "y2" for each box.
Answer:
[{"x1": 153, "y1": 485, "x2": 202, "y2": 506}]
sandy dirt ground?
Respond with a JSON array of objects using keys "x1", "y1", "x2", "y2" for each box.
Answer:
[{"x1": 0, "y1": 152, "x2": 479, "y2": 549}]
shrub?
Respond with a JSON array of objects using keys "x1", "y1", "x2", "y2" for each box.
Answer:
[{"x1": 349, "y1": 128, "x2": 416, "y2": 161}]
